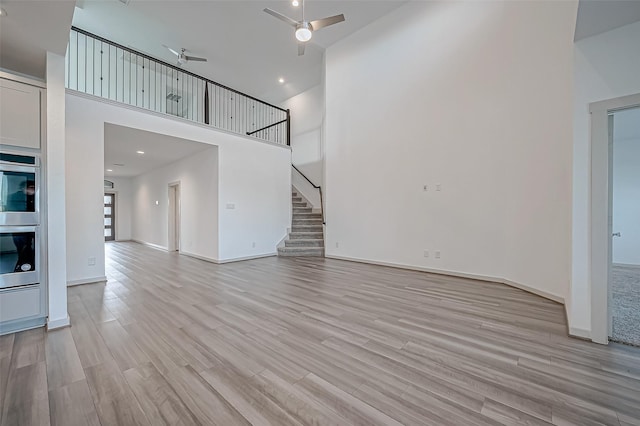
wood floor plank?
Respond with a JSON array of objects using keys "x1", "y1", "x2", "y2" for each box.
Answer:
[
  {"x1": 84, "y1": 359, "x2": 151, "y2": 426},
  {"x1": 48, "y1": 380, "x2": 100, "y2": 426},
  {"x1": 123, "y1": 362, "x2": 201, "y2": 426},
  {"x1": 44, "y1": 328, "x2": 85, "y2": 391},
  {"x1": 2, "y1": 241, "x2": 640, "y2": 425},
  {"x1": 1, "y1": 362, "x2": 50, "y2": 426}
]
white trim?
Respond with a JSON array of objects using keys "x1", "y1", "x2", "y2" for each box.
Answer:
[
  {"x1": 67, "y1": 276, "x2": 108, "y2": 287},
  {"x1": 566, "y1": 304, "x2": 591, "y2": 339},
  {"x1": 66, "y1": 90, "x2": 291, "y2": 151},
  {"x1": 588, "y1": 92, "x2": 640, "y2": 345},
  {"x1": 47, "y1": 315, "x2": 70, "y2": 330},
  {"x1": 215, "y1": 252, "x2": 278, "y2": 264},
  {"x1": 0, "y1": 69, "x2": 47, "y2": 88},
  {"x1": 179, "y1": 251, "x2": 218, "y2": 263},
  {"x1": 326, "y1": 254, "x2": 565, "y2": 305},
  {"x1": 131, "y1": 239, "x2": 168, "y2": 251},
  {"x1": 612, "y1": 262, "x2": 640, "y2": 269}
]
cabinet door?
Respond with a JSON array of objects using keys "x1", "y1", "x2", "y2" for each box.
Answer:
[{"x1": 0, "y1": 79, "x2": 41, "y2": 149}]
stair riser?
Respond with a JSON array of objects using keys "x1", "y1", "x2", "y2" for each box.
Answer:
[
  {"x1": 292, "y1": 220, "x2": 323, "y2": 225},
  {"x1": 289, "y1": 233, "x2": 323, "y2": 239},
  {"x1": 292, "y1": 197, "x2": 302, "y2": 201},
  {"x1": 293, "y1": 202, "x2": 306, "y2": 206},
  {"x1": 292, "y1": 227, "x2": 323, "y2": 232},
  {"x1": 285, "y1": 240, "x2": 324, "y2": 247},
  {"x1": 293, "y1": 208, "x2": 312, "y2": 213},
  {"x1": 278, "y1": 248, "x2": 324, "y2": 257}
]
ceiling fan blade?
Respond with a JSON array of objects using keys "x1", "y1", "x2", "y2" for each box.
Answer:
[
  {"x1": 298, "y1": 42, "x2": 306, "y2": 56},
  {"x1": 263, "y1": 8, "x2": 299, "y2": 27},
  {"x1": 185, "y1": 56, "x2": 207, "y2": 62},
  {"x1": 310, "y1": 14, "x2": 345, "y2": 31},
  {"x1": 162, "y1": 44, "x2": 180, "y2": 57}
]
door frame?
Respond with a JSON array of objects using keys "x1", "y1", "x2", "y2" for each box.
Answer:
[
  {"x1": 104, "y1": 191, "x2": 116, "y2": 242},
  {"x1": 168, "y1": 181, "x2": 181, "y2": 252},
  {"x1": 589, "y1": 92, "x2": 640, "y2": 344}
]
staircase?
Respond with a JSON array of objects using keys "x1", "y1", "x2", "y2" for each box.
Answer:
[{"x1": 278, "y1": 189, "x2": 324, "y2": 257}]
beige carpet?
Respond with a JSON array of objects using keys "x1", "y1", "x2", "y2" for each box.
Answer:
[{"x1": 611, "y1": 264, "x2": 640, "y2": 346}]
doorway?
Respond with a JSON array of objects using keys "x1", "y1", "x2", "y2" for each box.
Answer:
[
  {"x1": 610, "y1": 106, "x2": 640, "y2": 346},
  {"x1": 104, "y1": 193, "x2": 115, "y2": 241},
  {"x1": 168, "y1": 182, "x2": 180, "y2": 252},
  {"x1": 589, "y1": 93, "x2": 640, "y2": 345}
]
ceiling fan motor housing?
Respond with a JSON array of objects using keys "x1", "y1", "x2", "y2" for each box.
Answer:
[{"x1": 295, "y1": 21, "x2": 313, "y2": 42}]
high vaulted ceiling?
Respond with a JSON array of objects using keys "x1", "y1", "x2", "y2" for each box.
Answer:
[
  {"x1": 72, "y1": 0, "x2": 406, "y2": 104},
  {"x1": 575, "y1": 0, "x2": 640, "y2": 41},
  {"x1": 0, "y1": 1, "x2": 76, "y2": 79}
]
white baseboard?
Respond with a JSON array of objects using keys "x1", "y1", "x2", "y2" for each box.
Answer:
[
  {"x1": 131, "y1": 239, "x2": 168, "y2": 251},
  {"x1": 325, "y1": 254, "x2": 565, "y2": 305},
  {"x1": 612, "y1": 262, "x2": 640, "y2": 269},
  {"x1": 67, "y1": 276, "x2": 107, "y2": 287},
  {"x1": 180, "y1": 251, "x2": 218, "y2": 263},
  {"x1": 216, "y1": 252, "x2": 277, "y2": 264},
  {"x1": 180, "y1": 251, "x2": 277, "y2": 264},
  {"x1": 47, "y1": 315, "x2": 70, "y2": 331}
]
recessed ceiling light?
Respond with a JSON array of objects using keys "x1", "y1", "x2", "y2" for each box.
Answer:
[
  {"x1": 278, "y1": 77, "x2": 285, "y2": 84},
  {"x1": 0, "y1": 8, "x2": 7, "y2": 17},
  {"x1": 292, "y1": 0, "x2": 299, "y2": 6},
  {"x1": 106, "y1": 169, "x2": 113, "y2": 172},
  {"x1": 136, "y1": 150, "x2": 145, "y2": 154}
]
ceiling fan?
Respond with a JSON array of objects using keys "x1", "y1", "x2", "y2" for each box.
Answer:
[
  {"x1": 263, "y1": 0, "x2": 345, "y2": 56},
  {"x1": 163, "y1": 45, "x2": 208, "y2": 66}
]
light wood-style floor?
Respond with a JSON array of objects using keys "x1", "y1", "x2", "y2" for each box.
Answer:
[{"x1": 1, "y1": 242, "x2": 640, "y2": 426}]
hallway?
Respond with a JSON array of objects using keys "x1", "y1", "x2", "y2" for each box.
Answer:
[{"x1": 1, "y1": 241, "x2": 640, "y2": 425}]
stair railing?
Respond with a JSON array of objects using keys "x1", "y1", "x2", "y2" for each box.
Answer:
[
  {"x1": 66, "y1": 27, "x2": 290, "y2": 146},
  {"x1": 292, "y1": 165, "x2": 324, "y2": 225}
]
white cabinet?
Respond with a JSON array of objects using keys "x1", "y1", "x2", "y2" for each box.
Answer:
[
  {"x1": 0, "y1": 78, "x2": 42, "y2": 149},
  {"x1": 0, "y1": 286, "x2": 41, "y2": 323}
]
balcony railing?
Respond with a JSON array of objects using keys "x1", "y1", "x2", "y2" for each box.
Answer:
[{"x1": 66, "y1": 27, "x2": 290, "y2": 145}]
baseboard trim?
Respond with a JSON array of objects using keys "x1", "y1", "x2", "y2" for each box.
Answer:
[
  {"x1": 180, "y1": 251, "x2": 218, "y2": 263},
  {"x1": 131, "y1": 239, "x2": 168, "y2": 251},
  {"x1": 67, "y1": 276, "x2": 107, "y2": 287},
  {"x1": 612, "y1": 262, "x2": 640, "y2": 269},
  {"x1": 325, "y1": 254, "x2": 565, "y2": 305},
  {"x1": 216, "y1": 252, "x2": 278, "y2": 264},
  {"x1": 47, "y1": 315, "x2": 70, "y2": 331}
]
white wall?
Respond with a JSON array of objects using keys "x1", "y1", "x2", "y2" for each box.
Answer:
[
  {"x1": 324, "y1": 1, "x2": 576, "y2": 302},
  {"x1": 46, "y1": 52, "x2": 69, "y2": 328},
  {"x1": 106, "y1": 176, "x2": 132, "y2": 241},
  {"x1": 612, "y1": 134, "x2": 640, "y2": 265},
  {"x1": 571, "y1": 20, "x2": 640, "y2": 334},
  {"x1": 282, "y1": 85, "x2": 324, "y2": 207},
  {"x1": 66, "y1": 92, "x2": 291, "y2": 284},
  {"x1": 131, "y1": 147, "x2": 218, "y2": 260}
]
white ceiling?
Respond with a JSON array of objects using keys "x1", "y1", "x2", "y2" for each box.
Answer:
[
  {"x1": 72, "y1": 0, "x2": 406, "y2": 104},
  {"x1": 575, "y1": 0, "x2": 640, "y2": 41},
  {"x1": 104, "y1": 124, "x2": 211, "y2": 177},
  {"x1": 0, "y1": 0, "x2": 76, "y2": 79}
]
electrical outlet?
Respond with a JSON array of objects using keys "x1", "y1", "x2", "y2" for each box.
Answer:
[
  {"x1": 423, "y1": 250, "x2": 429, "y2": 258},
  {"x1": 252, "y1": 242, "x2": 256, "y2": 248},
  {"x1": 436, "y1": 184, "x2": 442, "y2": 192},
  {"x1": 88, "y1": 256, "x2": 96, "y2": 266},
  {"x1": 423, "y1": 185, "x2": 428, "y2": 192},
  {"x1": 226, "y1": 203, "x2": 235, "y2": 209},
  {"x1": 335, "y1": 242, "x2": 339, "y2": 248},
  {"x1": 435, "y1": 251, "x2": 441, "y2": 259}
]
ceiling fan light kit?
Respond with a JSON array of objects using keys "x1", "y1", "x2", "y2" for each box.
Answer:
[
  {"x1": 295, "y1": 23, "x2": 313, "y2": 42},
  {"x1": 264, "y1": 0, "x2": 345, "y2": 56}
]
